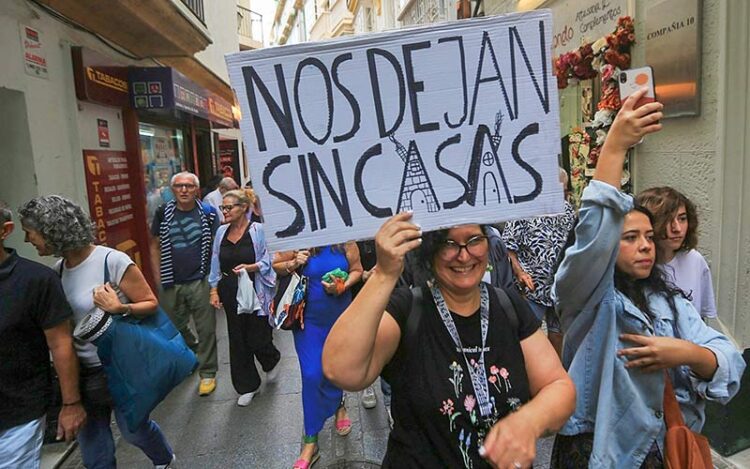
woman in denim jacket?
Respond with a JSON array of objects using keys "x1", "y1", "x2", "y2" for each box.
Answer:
[{"x1": 551, "y1": 89, "x2": 745, "y2": 468}]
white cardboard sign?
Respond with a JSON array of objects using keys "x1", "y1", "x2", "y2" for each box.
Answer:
[{"x1": 227, "y1": 10, "x2": 563, "y2": 252}]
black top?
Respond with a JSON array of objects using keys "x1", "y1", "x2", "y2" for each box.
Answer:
[
  {"x1": 382, "y1": 286, "x2": 540, "y2": 468},
  {"x1": 217, "y1": 228, "x2": 256, "y2": 306},
  {"x1": 0, "y1": 250, "x2": 73, "y2": 431}
]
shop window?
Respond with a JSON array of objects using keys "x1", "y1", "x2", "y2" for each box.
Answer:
[{"x1": 139, "y1": 123, "x2": 187, "y2": 226}]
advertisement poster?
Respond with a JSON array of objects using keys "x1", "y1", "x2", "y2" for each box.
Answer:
[
  {"x1": 227, "y1": 11, "x2": 563, "y2": 251},
  {"x1": 219, "y1": 139, "x2": 241, "y2": 185},
  {"x1": 97, "y1": 119, "x2": 110, "y2": 147},
  {"x1": 20, "y1": 25, "x2": 48, "y2": 79},
  {"x1": 82, "y1": 150, "x2": 143, "y2": 267}
]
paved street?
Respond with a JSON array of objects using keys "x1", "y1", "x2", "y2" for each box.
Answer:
[{"x1": 55, "y1": 311, "x2": 556, "y2": 468}]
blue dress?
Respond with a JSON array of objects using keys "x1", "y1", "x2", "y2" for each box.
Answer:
[{"x1": 294, "y1": 246, "x2": 352, "y2": 436}]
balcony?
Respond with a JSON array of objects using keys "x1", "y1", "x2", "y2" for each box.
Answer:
[
  {"x1": 398, "y1": 0, "x2": 449, "y2": 26},
  {"x1": 36, "y1": 0, "x2": 211, "y2": 58},
  {"x1": 180, "y1": 0, "x2": 205, "y2": 24},
  {"x1": 238, "y1": 5, "x2": 264, "y2": 50}
]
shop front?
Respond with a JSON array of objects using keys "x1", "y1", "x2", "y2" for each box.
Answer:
[
  {"x1": 129, "y1": 67, "x2": 235, "y2": 203},
  {"x1": 72, "y1": 49, "x2": 237, "y2": 286},
  {"x1": 71, "y1": 47, "x2": 152, "y2": 277}
]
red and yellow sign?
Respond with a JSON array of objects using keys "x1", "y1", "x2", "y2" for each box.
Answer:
[{"x1": 82, "y1": 149, "x2": 143, "y2": 268}]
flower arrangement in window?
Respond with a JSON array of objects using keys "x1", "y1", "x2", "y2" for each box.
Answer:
[
  {"x1": 554, "y1": 16, "x2": 635, "y2": 91},
  {"x1": 558, "y1": 17, "x2": 637, "y2": 204}
]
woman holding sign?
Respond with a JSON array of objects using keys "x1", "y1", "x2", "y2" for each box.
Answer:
[
  {"x1": 321, "y1": 216, "x2": 575, "y2": 467},
  {"x1": 550, "y1": 89, "x2": 744, "y2": 467},
  {"x1": 273, "y1": 243, "x2": 362, "y2": 469}
]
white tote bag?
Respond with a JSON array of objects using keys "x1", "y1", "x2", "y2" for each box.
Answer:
[{"x1": 236, "y1": 269, "x2": 261, "y2": 315}]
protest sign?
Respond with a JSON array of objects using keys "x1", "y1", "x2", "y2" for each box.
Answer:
[{"x1": 227, "y1": 10, "x2": 563, "y2": 252}]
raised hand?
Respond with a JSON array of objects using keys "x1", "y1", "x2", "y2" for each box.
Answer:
[{"x1": 374, "y1": 212, "x2": 422, "y2": 279}]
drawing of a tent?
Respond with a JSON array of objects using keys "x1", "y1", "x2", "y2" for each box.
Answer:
[{"x1": 389, "y1": 135, "x2": 440, "y2": 213}]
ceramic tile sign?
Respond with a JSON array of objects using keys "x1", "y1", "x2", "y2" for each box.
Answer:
[{"x1": 227, "y1": 10, "x2": 563, "y2": 251}]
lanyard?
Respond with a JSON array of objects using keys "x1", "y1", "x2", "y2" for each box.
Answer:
[{"x1": 430, "y1": 283, "x2": 493, "y2": 419}]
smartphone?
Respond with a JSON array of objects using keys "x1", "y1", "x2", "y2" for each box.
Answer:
[{"x1": 618, "y1": 66, "x2": 655, "y2": 109}]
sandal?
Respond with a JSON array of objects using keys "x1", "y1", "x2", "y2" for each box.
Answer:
[
  {"x1": 335, "y1": 416, "x2": 352, "y2": 436},
  {"x1": 292, "y1": 441, "x2": 319, "y2": 469}
]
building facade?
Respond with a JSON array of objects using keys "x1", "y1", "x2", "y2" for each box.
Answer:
[{"x1": 0, "y1": 0, "x2": 256, "y2": 284}]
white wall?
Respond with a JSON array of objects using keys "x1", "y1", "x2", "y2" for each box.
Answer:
[
  {"x1": 195, "y1": 1, "x2": 240, "y2": 83},
  {"x1": 0, "y1": 0, "x2": 152, "y2": 263}
]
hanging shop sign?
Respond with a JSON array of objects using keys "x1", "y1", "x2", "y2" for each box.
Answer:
[
  {"x1": 129, "y1": 67, "x2": 234, "y2": 128},
  {"x1": 645, "y1": 0, "x2": 702, "y2": 118},
  {"x1": 72, "y1": 47, "x2": 129, "y2": 108},
  {"x1": 82, "y1": 149, "x2": 144, "y2": 266},
  {"x1": 20, "y1": 25, "x2": 48, "y2": 79},
  {"x1": 544, "y1": 0, "x2": 629, "y2": 57},
  {"x1": 227, "y1": 10, "x2": 563, "y2": 251}
]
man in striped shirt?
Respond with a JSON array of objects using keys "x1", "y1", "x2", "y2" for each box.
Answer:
[{"x1": 150, "y1": 172, "x2": 220, "y2": 396}]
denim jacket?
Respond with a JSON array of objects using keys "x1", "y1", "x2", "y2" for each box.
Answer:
[
  {"x1": 208, "y1": 222, "x2": 276, "y2": 317},
  {"x1": 553, "y1": 180, "x2": 745, "y2": 468}
]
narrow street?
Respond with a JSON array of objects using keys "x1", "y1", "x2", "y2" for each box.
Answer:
[{"x1": 54, "y1": 311, "x2": 556, "y2": 468}]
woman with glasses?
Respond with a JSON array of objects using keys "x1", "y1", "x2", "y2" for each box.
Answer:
[
  {"x1": 208, "y1": 189, "x2": 280, "y2": 407},
  {"x1": 322, "y1": 220, "x2": 575, "y2": 468},
  {"x1": 273, "y1": 243, "x2": 363, "y2": 469}
]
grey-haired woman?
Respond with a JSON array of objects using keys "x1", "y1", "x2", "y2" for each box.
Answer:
[{"x1": 19, "y1": 196, "x2": 175, "y2": 469}]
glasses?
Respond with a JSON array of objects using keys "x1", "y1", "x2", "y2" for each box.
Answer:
[
  {"x1": 438, "y1": 235, "x2": 489, "y2": 260},
  {"x1": 219, "y1": 204, "x2": 242, "y2": 212},
  {"x1": 172, "y1": 183, "x2": 196, "y2": 191}
]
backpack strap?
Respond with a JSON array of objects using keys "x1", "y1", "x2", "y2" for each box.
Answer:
[
  {"x1": 103, "y1": 251, "x2": 112, "y2": 284},
  {"x1": 490, "y1": 285, "x2": 518, "y2": 333},
  {"x1": 405, "y1": 287, "x2": 424, "y2": 345},
  {"x1": 405, "y1": 285, "x2": 519, "y2": 342}
]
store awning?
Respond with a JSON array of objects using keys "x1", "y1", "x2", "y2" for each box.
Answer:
[{"x1": 129, "y1": 67, "x2": 235, "y2": 128}]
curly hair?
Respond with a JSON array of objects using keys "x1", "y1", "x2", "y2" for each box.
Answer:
[
  {"x1": 18, "y1": 196, "x2": 95, "y2": 256},
  {"x1": 614, "y1": 205, "x2": 689, "y2": 319},
  {"x1": 635, "y1": 187, "x2": 698, "y2": 255},
  {"x1": 0, "y1": 200, "x2": 11, "y2": 224}
]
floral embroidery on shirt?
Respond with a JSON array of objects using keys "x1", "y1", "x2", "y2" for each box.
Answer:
[{"x1": 439, "y1": 361, "x2": 516, "y2": 469}]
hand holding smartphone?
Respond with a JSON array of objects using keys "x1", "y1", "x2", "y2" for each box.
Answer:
[
  {"x1": 618, "y1": 66, "x2": 656, "y2": 109},
  {"x1": 618, "y1": 66, "x2": 657, "y2": 145}
]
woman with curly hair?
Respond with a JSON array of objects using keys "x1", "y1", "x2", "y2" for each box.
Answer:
[
  {"x1": 19, "y1": 196, "x2": 175, "y2": 469},
  {"x1": 635, "y1": 187, "x2": 717, "y2": 320}
]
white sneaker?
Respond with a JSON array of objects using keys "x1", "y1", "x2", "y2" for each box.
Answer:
[
  {"x1": 265, "y1": 363, "x2": 281, "y2": 384},
  {"x1": 237, "y1": 392, "x2": 256, "y2": 407},
  {"x1": 361, "y1": 385, "x2": 377, "y2": 409}
]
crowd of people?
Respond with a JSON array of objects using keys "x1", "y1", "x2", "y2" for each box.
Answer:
[{"x1": 0, "y1": 89, "x2": 746, "y2": 469}]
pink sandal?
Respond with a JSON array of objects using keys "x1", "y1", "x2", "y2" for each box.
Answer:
[
  {"x1": 335, "y1": 417, "x2": 352, "y2": 436},
  {"x1": 292, "y1": 447, "x2": 319, "y2": 469}
]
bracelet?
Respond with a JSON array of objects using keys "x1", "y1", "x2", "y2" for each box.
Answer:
[{"x1": 63, "y1": 400, "x2": 81, "y2": 406}]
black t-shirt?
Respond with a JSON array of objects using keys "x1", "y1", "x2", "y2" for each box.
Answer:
[
  {"x1": 0, "y1": 250, "x2": 73, "y2": 431},
  {"x1": 382, "y1": 286, "x2": 540, "y2": 468}
]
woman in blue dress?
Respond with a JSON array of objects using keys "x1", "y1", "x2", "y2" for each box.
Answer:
[{"x1": 274, "y1": 243, "x2": 362, "y2": 469}]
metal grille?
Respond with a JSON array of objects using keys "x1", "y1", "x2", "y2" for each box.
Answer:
[
  {"x1": 238, "y1": 5, "x2": 264, "y2": 43},
  {"x1": 180, "y1": 0, "x2": 205, "y2": 24}
]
